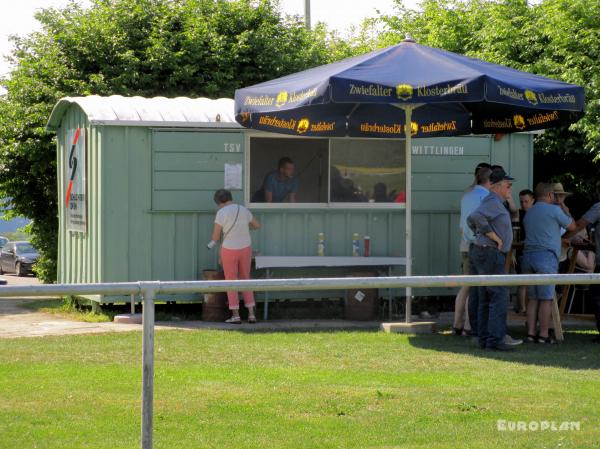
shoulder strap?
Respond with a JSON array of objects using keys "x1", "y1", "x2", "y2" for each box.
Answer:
[{"x1": 222, "y1": 205, "x2": 241, "y2": 240}]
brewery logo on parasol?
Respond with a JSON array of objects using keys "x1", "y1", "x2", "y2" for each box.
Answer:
[
  {"x1": 359, "y1": 122, "x2": 402, "y2": 135},
  {"x1": 420, "y1": 120, "x2": 458, "y2": 133},
  {"x1": 483, "y1": 117, "x2": 513, "y2": 129},
  {"x1": 258, "y1": 115, "x2": 297, "y2": 130},
  {"x1": 244, "y1": 95, "x2": 275, "y2": 107},
  {"x1": 538, "y1": 92, "x2": 577, "y2": 105},
  {"x1": 498, "y1": 86, "x2": 525, "y2": 101},
  {"x1": 244, "y1": 87, "x2": 319, "y2": 109},
  {"x1": 349, "y1": 83, "x2": 393, "y2": 97},
  {"x1": 396, "y1": 84, "x2": 413, "y2": 100},
  {"x1": 526, "y1": 110, "x2": 559, "y2": 126},
  {"x1": 405, "y1": 121, "x2": 419, "y2": 136},
  {"x1": 295, "y1": 118, "x2": 335, "y2": 134},
  {"x1": 359, "y1": 120, "x2": 457, "y2": 135},
  {"x1": 513, "y1": 114, "x2": 526, "y2": 130},
  {"x1": 288, "y1": 87, "x2": 319, "y2": 104},
  {"x1": 276, "y1": 91, "x2": 288, "y2": 107},
  {"x1": 297, "y1": 118, "x2": 310, "y2": 134},
  {"x1": 416, "y1": 83, "x2": 468, "y2": 97},
  {"x1": 525, "y1": 89, "x2": 538, "y2": 105}
]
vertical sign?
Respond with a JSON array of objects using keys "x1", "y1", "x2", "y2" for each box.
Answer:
[{"x1": 65, "y1": 128, "x2": 87, "y2": 232}]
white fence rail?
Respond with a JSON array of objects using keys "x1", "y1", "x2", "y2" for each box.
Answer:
[{"x1": 4, "y1": 273, "x2": 599, "y2": 449}]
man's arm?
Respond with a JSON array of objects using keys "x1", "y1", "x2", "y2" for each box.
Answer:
[
  {"x1": 563, "y1": 218, "x2": 589, "y2": 240},
  {"x1": 506, "y1": 196, "x2": 519, "y2": 221},
  {"x1": 264, "y1": 190, "x2": 273, "y2": 203},
  {"x1": 288, "y1": 192, "x2": 296, "y2": 203},
  {"x1": 468, "y1": 207, "x2": 502, "y2": 249}
]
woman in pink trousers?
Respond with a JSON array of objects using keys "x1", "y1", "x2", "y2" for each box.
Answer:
[{"x1": 207, "y1": 189, "x2": 260, "y2": 324}]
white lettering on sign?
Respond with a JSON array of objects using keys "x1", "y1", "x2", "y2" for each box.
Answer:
[
  {"x1": 224, "y1": 143, "x2": 241, "y2": 153},
  {"x1": 412, "y1": 145, "x2": 464, "y2": 156}
]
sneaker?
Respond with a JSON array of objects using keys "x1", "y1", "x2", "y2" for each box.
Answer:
[{"x1": 503, "y1": 334, "x2": 523, "y2": 346}]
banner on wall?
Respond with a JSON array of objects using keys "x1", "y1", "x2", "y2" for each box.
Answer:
[{"x1": 65, "y1": 128, "x2": 87, "y2": 233}]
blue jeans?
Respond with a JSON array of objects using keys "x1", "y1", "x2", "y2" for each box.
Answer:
[
  {"x1": 467, "y1": 245, "x2": 479, "y2": 336},
  {"x1": 469, "y1": 245, "x2": 509, "y2": 348}
]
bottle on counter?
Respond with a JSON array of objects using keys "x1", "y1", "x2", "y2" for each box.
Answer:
[
  {"x1": 317, "y1": 232, "x2": 325, "y2": 256},
  {"x1": 363, "y1": 236, "x2": 370, "y2": 257},
  {"x1": 352, "y1": 233, "x2": 360, "y2": 256}
]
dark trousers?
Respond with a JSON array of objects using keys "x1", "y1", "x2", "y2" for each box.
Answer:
[
  {"x1": 469, "y1": 245, "x2": 509, "y2": 348},
  {"x1": 467, "y1": 245, "x2": 479, "y2": 337},
  {"x1": 590, "y1": 265, "x2": 600, "y2": 333}
]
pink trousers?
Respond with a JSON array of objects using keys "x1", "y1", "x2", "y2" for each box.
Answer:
[{"x1": 220, "y1": 245, "x2": 255, "y2": 310}]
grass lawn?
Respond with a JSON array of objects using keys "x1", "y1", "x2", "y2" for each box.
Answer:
[{"x1": 0, "y1": 329, "x2": 598, "y2": 448}]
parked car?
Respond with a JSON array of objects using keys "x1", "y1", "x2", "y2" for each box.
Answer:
[{"x1": 0, "y1": 241, "x2": 39, "y2": 276}]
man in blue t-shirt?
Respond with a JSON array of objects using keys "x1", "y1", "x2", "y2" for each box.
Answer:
[
  {"x1": 263, "y1": 157, "x2": 299, "y2": 203},
  {"x1": 522, "y1": 182, "x2": 575, "y2": 343}
]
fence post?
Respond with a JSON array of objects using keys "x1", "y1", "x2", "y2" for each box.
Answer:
[{"x1": 141, "y1": 287, "x2": 156, "y2": 449}]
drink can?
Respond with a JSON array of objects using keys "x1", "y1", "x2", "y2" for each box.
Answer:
[
  {"x1": 352, "y1": 233, "x2": 360, "y2": 257},
  {"x1": 363, "y1": 236, "x2": 370, "y2": 257}
]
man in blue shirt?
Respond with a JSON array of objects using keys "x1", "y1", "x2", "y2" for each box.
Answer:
[
  {"x1": 264, "y1": 157, "x2": 299, "y2": 203},
  {"x1": 453, "y1": 164, "x2": 491, "y2": 337},
  {"x1": 467, "y1": 167, "x2": 516, "y2": 351},
  {"x1": 522, "y1": 182, "x2": 575, "y2": 343},
  {"x1": 564, "y1": 179, "x2": 600, "y2": 343}
]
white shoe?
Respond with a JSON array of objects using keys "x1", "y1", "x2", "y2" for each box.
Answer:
[{"x1": 503, "y1": 334, "x2": 523, "y2": 346}]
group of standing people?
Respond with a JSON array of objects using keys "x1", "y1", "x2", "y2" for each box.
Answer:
[{"x1": 455, "y1": 162, "x2": 600, "y2": 349}]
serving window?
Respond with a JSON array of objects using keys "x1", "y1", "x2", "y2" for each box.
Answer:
[{"x1": 247, "y1": 136, "x2": 406, "y2": 207}]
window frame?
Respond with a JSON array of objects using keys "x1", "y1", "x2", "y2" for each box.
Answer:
[{"x1": 244, "y1": 130, "x2": 406, "y2": 210}]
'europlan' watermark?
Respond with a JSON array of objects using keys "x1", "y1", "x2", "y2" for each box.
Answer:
[{"x1": 497, "y1": 420, "x2": 580, "y2": 432}]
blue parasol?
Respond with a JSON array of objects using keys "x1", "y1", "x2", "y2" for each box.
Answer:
[{"x1": 234, "y1": 36, "x2": 585, "y2": 322}]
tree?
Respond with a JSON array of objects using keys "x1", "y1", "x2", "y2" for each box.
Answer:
[
  {"x1": 0, "y1": 0, "x2": 339, "y2": 282},
  {"x1": 367, "y1": 0, "x2": 600, "y2": 201}
]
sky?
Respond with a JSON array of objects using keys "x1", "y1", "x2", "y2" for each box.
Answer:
[{"x1": 0, "y1": 0, "x2": 420, "y2": 87}]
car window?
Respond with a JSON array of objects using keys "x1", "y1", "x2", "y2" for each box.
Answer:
[
  {"x1": 0, "y1": 237, "x2": 7, "y2": 247},
  {"x1": 15, "y1": 243, "x2": 35, "y2": 255}
]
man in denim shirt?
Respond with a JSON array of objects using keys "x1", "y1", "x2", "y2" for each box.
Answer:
[{"x1": 467, "y1": 167, "x2": 515, "y2": 351}]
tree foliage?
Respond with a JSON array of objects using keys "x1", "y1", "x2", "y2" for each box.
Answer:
[
  {"x1": 364, "y1": 0, "x2": 600, "y2": 199},
  {"x1": 0, "y1": 0, "x2": 339, "y2": 282}
]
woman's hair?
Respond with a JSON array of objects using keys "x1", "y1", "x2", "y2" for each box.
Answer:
[{"x1": 213, "y1": 189, "x2": 233, "y2": 205}]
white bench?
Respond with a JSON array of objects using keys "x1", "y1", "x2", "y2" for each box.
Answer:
[{"x1": 254, "y1": 256, "x2": 407, "y2": 320}]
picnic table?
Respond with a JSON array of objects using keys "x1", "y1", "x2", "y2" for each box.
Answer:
[{"x1": 254, "y1": 256, "x2": 407, "y2": 320}]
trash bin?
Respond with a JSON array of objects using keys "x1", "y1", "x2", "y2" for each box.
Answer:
[
  {"x1": 201, "y1": 269, "x2": 229, "y2": 322},
  {"x1": 344, "y1": 272, "x2": 379, "y2": 321}
]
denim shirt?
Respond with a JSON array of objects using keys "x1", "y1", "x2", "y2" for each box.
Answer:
[
  {"x1": 460, "y1": 185, "x2": 490, "y2": 249},
  {"x1": 467, "y1": 191, "x2": 513, "y2": 253}
]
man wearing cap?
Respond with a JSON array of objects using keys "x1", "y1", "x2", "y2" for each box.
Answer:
[
  {"x1": 564, "y1": 180, "x2": 600, "y2": 343},
  {"x1": 453, "y1": 164, "x2": 492, "y2": 337},
  {"x1": 467, "y1": 167, "x2": 517, "y2": 351},
  {"x1": 522, "y1": 183, "x2": 575, "y2": 343}
]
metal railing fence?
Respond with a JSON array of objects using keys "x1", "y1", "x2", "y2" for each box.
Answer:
[{"x1": 3, "y1": 272, "x2": 599, "y2": 449}]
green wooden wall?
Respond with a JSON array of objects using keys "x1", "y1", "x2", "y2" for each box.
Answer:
[{"x1": 55, "y1": 104, "x2": 533, "y2": 301}]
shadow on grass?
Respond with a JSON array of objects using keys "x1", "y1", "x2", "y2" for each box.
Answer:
[{"x1": 407, "y1": 327, "x2": 600, "y2": 370}]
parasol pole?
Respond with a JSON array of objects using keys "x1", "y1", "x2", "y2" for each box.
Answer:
[
  {"x1": 394, "y1": 102, "x2": 421, "y2": 323},
  {"x1": 404, "y1": 106, "x2": 413, "y2": 323}
]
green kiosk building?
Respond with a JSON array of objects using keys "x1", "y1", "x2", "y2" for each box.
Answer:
[{"x1": 47, "y1": 95, "x2": 533, "y2": 305}]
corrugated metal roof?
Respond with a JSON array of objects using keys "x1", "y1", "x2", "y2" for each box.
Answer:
[{"x1": 46, "y1": 95, "x2": 241, "y2": 130}]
